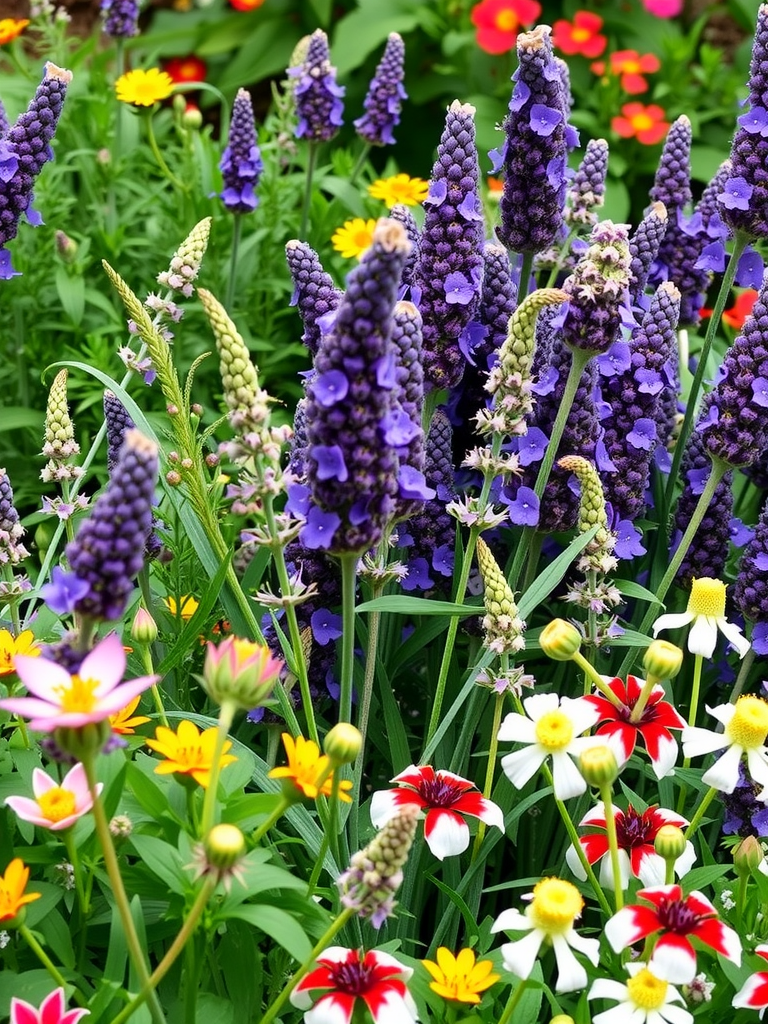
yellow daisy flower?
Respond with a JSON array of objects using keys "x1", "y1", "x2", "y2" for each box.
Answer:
[
  {"x1": 368, "y1": 173, "x2": 429, "y2": 207},
  {"x1": 0, "y1": 858, "x2": 41, "y2": 923},
  {"x1": 331, "y1": 218, "x2": 377, "y2": 260},
  {"x1": 146, "y1": 719, "x2": 237, "y2": 788},
  {"x1": 164, "y1": 594, "x2": 199, "y2": 622},
  {"x1": 0, "y1": 19, "x2": 29, "y2": 46},
  {"x1": 422, "y1": 947, "x2": 500, "y2": 1003},
  {"x1": 0, "y1": 630, "x2": 41, "y2": 676},
  {"x1": 109, "y1": 694, "x2": 151, "y2": 735},
  {"x1": 115, "y1": 68, "x2": 175, "y2": 107},
  {"x1": 269, "y1": 733, "x2": 353, "y2": 802}
]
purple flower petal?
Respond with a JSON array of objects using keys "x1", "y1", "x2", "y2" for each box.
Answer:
[
  {"x1": 752, "y1": 376, "x2": 768, "y2": 407},
  {"x1": 398, "y1": 465, "x2": 435, "y2": 499},
  {"x1": 737, "y1": 104, "x2": 768, "y2": 136},
  {"x1": 627, "y1": 418, "x2": 657, "y2": 451},
  {"x1": 444, "y1": 271, "x2": 475, "y2": 305},
  {"x1": 517, "y1": 427, "x2": 548, "y2": 467},
  {"x1": 432, "y1": 543, "x2": 454, "y2": 577},
  {"x1": 719, "y1": 176, "x2": 753, "y2": 211},
  {"x1": 311, "y1": 444, "x2": 348, "y2": 482},
  {"x1": 509, "y1": 80, "x2": 531, "y2": 112},
  {"x1": 506, "y1": 485, "x2": 539, "y2": 526},
  {"x1": 529, "y1": 104, "x2": 562, "y2": 138},
  {"x1": 310, "y1": 608, "x2": 343, "y2": 645},
  {"x1": 753, "y1": 622, "x2": 768, "y2": 655},
  {"x1": 314, "y1": 370, "x2": 349, "y2": 407},
  {"x1": 730, "y1": 517, "x2": 754, "y2": 547},
  {"x1": 285, "y1": 483, "x2": 311, "y2": 518},
  {"x1": 382, "y1": 408, "x2": 420, "y2": 446},
  {"x1": 694, "y1": 241, "x2": 726, "y2": 273},
  {"x1": 736, "y1": 246, "x2": 765, "y2": 289},
  {"x1": 457, "y1": 192, "x2": 484, "y2": 222},
  {"x1": 424, "y1": 179, "x2": 447, "y2": 206},
  {"x1": 40, "y1": 566, "x2": 90, "y2": 616},
  {"x1": 401, "y1": 557, "x2": 434, "y2": 591},
  {"x1": 596, "y1": 341, "x2": 631, "y2": 377},
  {"x1": 300, "y1": 506, "x2": 340, "y2": 550},
  {"x1": 635, "y1": 368, "x2": 663, "y2": 395},
  {"x1": 615, "y1": 520, "x2": 646, "y2": 560}
]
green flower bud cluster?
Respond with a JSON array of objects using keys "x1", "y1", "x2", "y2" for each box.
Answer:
[
  {"x1": 476, "y1": 537, "x2": 525, "y2": 655},
  {"x1": 558, "y1": 455, "x2": 616, "y2": 572},
  {"x1": 41, "y1": 369, "x2": 82, "y2": 483},
  {"x1": 157, "y1": 216, "x2": 212, "y2": 296}
]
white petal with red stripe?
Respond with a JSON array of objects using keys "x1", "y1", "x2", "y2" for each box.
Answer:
[{"x1": 423, "y1": 808, "x2": 470, "y2": 859}]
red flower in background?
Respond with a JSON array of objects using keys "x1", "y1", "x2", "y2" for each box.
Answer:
[
  {"x1": 229, "y1": 0, "x2": 266, "y2": 10},
  {"x1": 724, "y1": 289, "x2": 758, "y2": 329},
  {"x1": 592, "y1": 50, "x2": 661, "y2": 94},
  {"x1": 163, "y1": 56, "x2": 207, "y2": 85},
  {"x1": 612, "y1": 102, "x2": 669, "y2": 145},
  {"x1": 471, "y1": 0, "x2": 542, "y2": 54},
  {"x1": 552, "y1": 11, "x2": 607, "y2": 58}
]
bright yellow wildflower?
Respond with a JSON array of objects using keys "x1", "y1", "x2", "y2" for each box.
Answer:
[
  {"x1": 269, "y1": 733, "x2": 353, "y2": 801},
  {"x1": 164, "y1": 594, "x2": 199, "y2": 622},
  {"x1": 109, "y1": 694, "x2": 151, "y2": 735},
  {"x1": 0, "y1": 19, "x2": 29, "y2": 45},
  {"x1": 146, "y1": 719, "x2": 237, "y2": 788},
  {"x1": 0, "y1": 630, "x2": 41, "y2": 676},
  {"x1": 331, "y1": 218, "x2": 377, "y2": 260},
  {"x1": 115, "y1": 68, "x2": 175, "y2": 107},
  {"x1": 368, "y1": 173, "x2": 429, "y2": 207},
  {"x1": 0, "y1": 858, "x2": 41, "y2": 923},
  {"x1": 422, "y1": 947, "x2": 500, "y2": 1003}
]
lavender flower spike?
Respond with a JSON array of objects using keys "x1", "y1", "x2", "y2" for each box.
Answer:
[
  {"x1": 673, "y1": 429, "x2": 733, "y2": 588},
  {"x1": 700, "y1": 267, "x2": 768, "y2": 468},
  {"x1": 719, "y1": 4, "x2": 768, "y2": 240},
  {"x1": 735, "y1": 495, "x2": 768, "y2": 654},
  {"x1": 0, "y1": 469, "x2": 29, "y2": 565},
  {"x1": 100, "y1": 0, "x2": 139, "y2": 37},
  {"x1": 285, "y1": 239, "x2": 342, "y2": 356},
  {"x1": 354, "y1": 32, "x2": 407, "y2": 147},
  {"x1": 287, "y1": 29, "x2": 345, "y2": 143},
  {"x1": 63, "y1": 429, "x2": 159, "y2": 621},
  {"x1": 302, "y1": 219, "x2": 411, "y2": 554},
  {"x1": 0, "y1": 63, "x2": 72, "y2": 279},
  {"x1": 412, "y1": 100, "x2": 484, "y2": 392},
  {"x1": 561, "y1": 220, "x2": 632, "y2": 355},
  {"x1": 566, "y1": 139, "x2": 608, "y2": 227},
  {"x1": 628, "y1": 201, "x2": 668, "y2": 305},
  {"x1": 0, "y1": 100, "x2": 9, "y2": 140},
  {"x1": 219, "y1": 89, "x2": 263, "y2": 214},
  {"x1": 494, "y1": 25, "x2": 572, "y2": 255}
]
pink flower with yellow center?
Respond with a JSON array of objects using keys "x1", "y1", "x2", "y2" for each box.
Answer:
[
  {"x1": 5, "y1": 763, "x2": 102, "y2": 831},
  {"x1": 0, "y1": 633, "x2": 158, "y2": 731}
]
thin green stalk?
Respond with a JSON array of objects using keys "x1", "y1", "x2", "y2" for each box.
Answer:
[
  {"x1": 350, "y1": 584, "x2": 383, "y2": 851},
  {"x1": 736, "y1": 872, "x2": 749, "y2": 925},
  {"x1": 108, "y1": 877, "x2": 217, "y2": 1024},
  {"x1": 599, "y1": 781, "x2": 623, "y2": 911},
  {"x1": 63, "y1": 829, "x2": 88, "y2": 919},
  {"x1": 299, "y1": 143, "x2": 319, "y2": 239},
  {"x1": 306, "y1": 829, "x2": 331, "y2": 898},
  {"x1": 225, "y1": 215, "x2": 243, "y2": 312},
  {"x1": 551, "y1": 786, "x2": 612, "y2": 917},
  {"x1": 146, "y1": 112, "x2": 189, "y2": 192},
  {"x1": 19, "y1": 924, "x2": 72, "y2": 993},
  {"x1": 683, "y1": 786, "x2": 718, "y2": 840},
  {"x1": 729, "y1": 647, "x2": 756, "y2": 704},
  {"x1": 1, "y1": 566, "x2": 20, "y2": 633},
  {"x1": 82, "y1": 756, "x2": 166, "y2": 1024},
  {"x1": 471, "y1": 690, "x2": 505, "y2": 861},
  {"x1": 349, "y1": 142, "x2": 371, "y2": 185},
  {"x1": 687, "y1": 654, "x2": 704, "y2": 732},
  {"x1": 138, "y1": 642, "x2": 168, "y2": 728},
  {"x1": 572, "y1": 651, "x2": 623, "y2": 706},
  {"x1": 251, "y1": 795, "x2": 291, "y2": 845},
  {"x1": 544, "y1": 227, "x2": 578, "y2": 288},
  {"x1": 338, "y1": 553, "x2": 358, "y2": 725},
  {"x1": 201, "y1": 699, "x2": 237, "y2": 834},
  {"x1": 497, "y1": 977, "x2": 530, "y2": 1024},
  {"x1": 259, "y1": 906, "x2": 356, "y2": 1024},
  {"x1": 515, "y1": 252, "x2": 535, "y2": 305}
]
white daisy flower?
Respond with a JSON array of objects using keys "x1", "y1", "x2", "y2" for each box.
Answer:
[
  {"x1": 588, "y1": 962, "x2": 693, "y2": 1024},
  {"x1": 652, "y1": 577, "x2": 750, "y2": 660},
  {"x1": 682, "y1": 696, "x2": 768, "y2": 794}
]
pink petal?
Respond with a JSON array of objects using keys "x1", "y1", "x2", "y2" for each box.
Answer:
[
  {"x1": 60, "y1": 762, "x2": 91, "y2": 802},
  {"x1": 13, "y1": 654, "x2": 70, "y2": 700},
  {"x1": 31, "y1": 767, "x2": 59, "y2": 798},
  {"x1": 0, "y1": 696, "x2": 65, "y2": 720},
  {"x1": 10, "y1": 998, "x2": 40, "y2": 1024},
  {"x1": 80, "y1": 632, "x2": 126, "y2": 694},
  {"x1": 649, "y1": 932, "x2": 697, "y2": 983},
  {"x1": 5, "y1": 795, "x2": 54, "y2": 827},
  {"x1": 40, "y1": 989, "x2": 66, "y2": 1024},
  {"x1": 604, "y1": 904, "x2": 662, "y2": 951},
  {"x1": 423, "y1": 808, "x2": 470, "y2": 859},
  {"x1": 60, "y1": 1012, "x2": 90, "y2": 1024},
  {"x1": 369, "y1": 789, "x2": 424, "y2": 829},
  {"x1": 451, "y1": 791, "x2": 504, "y2": 829}
]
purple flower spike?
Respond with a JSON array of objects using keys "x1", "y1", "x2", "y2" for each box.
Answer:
[
  {"x1": 101, "y1": 0, "x2": 139, "y2": 37},
  {"x1": 288, "y1": 29, "x2": 345, "y2": 143},
  {"x1": 0, "y1": 63, "x2": 72, "y2": 277},
  {"x1": 735, "y1": 493, "x2": 768, "y2": 631},
  {"x1": 219, "y1": 88, "x2": 263, "y2": 214},
  {"x1": 389, "y1": 204, "x2": 420, "y2": 290},
  {"x1": 303, "y1": 220, "x2": 411, "y2": 554},
  {"x1": 354, "y1": 32, "x2": 407, "y2": 147},
  {"x1": 561, "y1": 221, "x2": 632, "y2": 355},
  {"x1": 64, "y1": 430, "x2": 158, "y2": 621},
  {"x1": 0, "y1": 467, "x2": 29, "y2": 565},
  {"x1": 404, "y1": 409, "x2": 456, "y2": 592},
  {"x1": 412, "y1": 100, "x2": 484, "y2": 391},
  {"x1": 567, "y1": 138, "x2": 608, "y2": 227},
  {"x1": 629, "y1": 201, "x2": 668, "y2": 305},
  {"x1": 285, "y1": 239, "x2": 342, "y2": 356},
  {"x1": 391, "y1": 300, "x2": 428, "y2": 520},
  {"x1": 495, "y1": 25, "x2": 572, "y2": 255}
]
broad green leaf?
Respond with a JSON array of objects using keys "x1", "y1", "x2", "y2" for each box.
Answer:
[
  {"x1": 225, "y1": 903, "x2": 312, "y2": 961},
  {"x1": 517, "y1": 526, "x2": 599, "y2": 620},
  {"x1": 129, "y1": 834, "x2": 187, "y2": 895},
  {"x1": 356, "y1": 596, "x2": 480, "y2": 616},
  {"x1": 615, "y1": 579, "x2": 664, "y2": 605},
  {"x1": 196, "y1": 993, "x2": 235, "y2": 1024},
  {"x1": 38, "y1": 908, "x2": 75, "y2": 969},
  {"x1": 681, "y1": 864, "x2": 731, "y2": 891},
  {"x1": 332, "y1": 8, "x2": 419, "y2": 76},
  {"x1": 54, "y1": 266, "x2": 85, "y2": 325},
  {"x1": 126, "y1": 761, "x2": 174, "y2": 822},
  {"x1": 223, "y1": 793, "x2": 284, "y2": 831}
]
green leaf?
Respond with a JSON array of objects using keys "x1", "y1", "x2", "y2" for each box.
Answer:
[
  {"x1": 103, "y1": 900, "x2": 128, "y2": 984},
  {"x1": 195, "y1": 993, "x2": 236, "y2": 1024},
  {"x1": 517, "y1": 526, "x2": 599, "y2": 619},
  {"x1": 356, "y1": 596, "x2": 480, "y2": 616},
  {"x1": 427, "y1": 873, "x2": 478, "y2": 938},
  {"x1": 615, "y1": 579, "x2": 664, "y2": 605},
  {"x1": 225, "y1": 903, "x2": 312, "y2": 961},
  {"x1": 223, "y1": 793, "x2": 284, "y2": 831},
  {"x1": 332, "y1": 8, "x2": 419, "y2": 76},
  {"x1": 681, "y1": 864, "x2": 731, "y2": 890},
  {"x1": 54, "y1": 266, "x2": 85, "y2": 326},
  {"x1": 0, "y1": 407, "x2": 43, "y2": 434},
  {"x1": 0, "y1": 971, "x2": 57, "y2": 1019},
  {"x1": 129, "y1": 834, "x2": 187, "y2": 895},
  {"x1": 37, "y1": 908, "x2": 75, "y2": 969},
  {"x1": 126, "y1": 761, "x2": 173, "y2": 822},
  {"x1": 24, "y1": 882, "x2": 63, "y2": 928}
]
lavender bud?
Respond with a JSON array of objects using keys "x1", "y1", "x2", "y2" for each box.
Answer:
[
  {"x1": 388, "y1": 204, "x2": 420, "y2": 289},
  {"x1": 561, "y1": 221, "x2": 632, "y2": 354},
  {"x1": 285, "y1": 239, "x2": 342, "y2": 356},
  {"x1": 649, "y1": 115, "x2": 693, "y2": 211},
  {"x1": 735, "y1": 494, "x2": 768, "y2": 625},
  {"x1": 100, "y1": 0, "x2": 139, "y2": 37},
  {"x1": 103, "y1": 389, "x2": 136, "y2": 472},
  {"x1": 0, "y1": 469, "x2": 29, "y2": 565},
  {"x1": 219, "y1": 89, "x2": 263, "y2": 214},
  {"x1": 404, "y1": 409, "x2": 456, "y2": 591},
  {"x1": 287, "y1": 29, "x2": 345, "y2": 143},
  {"x1": 391, "y1": 301, "x2": 427, "y2": 521},
  {"x1": 629, "y1": 201, "x2": 668, "y2": 304},
  {"x1": 156, "y1": 217, "x2": 211, "y2": 297},
  {"x1": 354, "y1": 32, "x2": 407, "y2": 147},
  {"x1": 566, "y1": 138, "x2": 609, "y2": 227}
]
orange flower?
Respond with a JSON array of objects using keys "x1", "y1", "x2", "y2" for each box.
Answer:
[
  {"x1": 552, "y1": 11, "x2": 607, "y2": 59},
  {"x1": 701, "y1": 289, "x2": 759, "y2": 330},
  {"x1": 612, "y1": 102, "x2": 669, "y2": 145},
  {"x1": 163, "y1": 56, "x2": 207, "y2": 85},
  {"x1": 0, "y1": 858, "x2": 41, "y2": 923},
  {"x1": 109, "y1": 694, "x2": 151, "y2": 735},
  {"x1": 592, "y1": 50, "x2": 661, "y2": 94},
  {"x1": 147, "y1": 719, "x2": 237, "y2": 789},
  {"x1": 471, "y1": 0, "x2": 542, "y2": 55},
  {"x1": 0, "y1": 18, "x2": 29, "y2": 45},
  {"x1": 229, "y1": 0, "x2": 266, "y2": 9}
]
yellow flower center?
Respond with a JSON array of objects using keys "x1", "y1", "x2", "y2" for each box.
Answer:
[
  {"x1": 572, "y1": 27, "x2": 591, "y2": 41},
  {"x1": 495, "y1": 11, "x2": 519, "y2": 31},
  {"x1": 632, "y1": 113, "x2": 653, "y2": 131},
  {"x1": 626, "y1": 968, "x2": 668, "y2": 1010},
  {"x1": 726, "y1": 696, "x2": 768, "y2": 749},
  {"x1": 232, "y1": 638, "x2": 260, "y2": 659},
  {"x1": 528, "y1": 878, "x2": 583, "y2": 934},
  {"x1": 54, "y1": 675, "x2": 99, "y2": 714},
  {"x1": 687, "y1": 577, "x2": 727, "y2": 619},
  {"x1": 534, "y1": 710, "x2": 574, "y2": 751},
  {"x1": 37, "y1": 787, "x2": 77, "y2": 823}
]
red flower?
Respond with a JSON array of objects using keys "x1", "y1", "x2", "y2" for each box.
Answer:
[
  {"x1": 592, "y1": 50, "x2": 661, "y2": 94},
  {"x1": 605, "y1": 884, "x2": 742, "y2": 983},
  {"x1": 163, "y1": 56, "x2": 207, "y2": 85},
  {"x1": 369, "y1": 765, "x2": 504, "y2": 860},
  {"x1": 229, "y1": 0, "x2": 266, "y2": 9},
  {"x1": 611, "y1": 102, "x2": 669, "y2": 145},
  {"x1": 734, "y1": 945, "x2": 768, "y2": 1015},
  {"x1": 290, "y1": 948, "x2": 417, "y2": 1024},
  {"x1": 552, "y1": 11, "x2": 606, "y2": 59},
  {"x1": 471, "y1": 0, "x2": 542, "y2": 54},
  {"x1": 585, "y1": 674, "x2": 686, "y2": 778},
  {"x1": 702, "y1": 288, "x2": 759, "y2": 329}
]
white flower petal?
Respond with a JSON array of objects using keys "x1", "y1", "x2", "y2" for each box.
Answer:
[
  {"x1": 652, "y1": 611, "x2": 693, "y2": 636},
  {"x1": 593, "y1": 1005, "x2": 646, "y2": 1024},
  {"x1": 588, "y1": 979, "x2": 630, "y2": 1002},
  {"x1": 500, "y1": 745, "x2": 547, "y2": 791},
  {"x1": 500, "y1": 929, "x2": 544, "y2": 981},
  {"x1": 497, "y1": 712, "x2": 538, "y2": 744},
  {"x1": 492, "y1": 907, "x2": 532, "y2": 934},
  {"x1": 373, "y1": 991, "x2": 418, "y2": 1024},
  {"x1": 746, "y1": 747, "x2": 768, "y2": 790},
  {"x1": 522, "y1": 692, "x2": 560, "y2": 721},
  {"x1": 660, "y1": 1002, "x2": 695, "y2": 1024},
  {"x1": 369, "y1": 790, "x2": 420, "y2": 830},
  {"x1": 706, "y1": 702, "x2": 736, "y2": 727},
  {"x1": 687, "y1": 614, "x2": 718, "y2": 658},
  {"x1": 423, "y1": 809, "x2": 469, "y2": 860},
  {"x1": 599, "y1": 848, "x2": 631, "y2": 891},
  {"x1": 636, "y1": 850, "x2": 667, "y2": 887},
  {"x1": 565, "y1": 843, "x2": 588, "y2": 881},
  {"x1": 560, "y1": 695, "x2": 601, "y2": 734},
  {"x1": 550, "y1": 751, "x2": 587, "y2": 801},
  {"x1": 718, "y1": 617, "x2": 752, "y2": 658},
  {"x1": 734, "y1": 974, "x2": 768, "y2": 1010},
  {"x1": 650, "y1": 731, "x2": 679, "y2": 780},
  {"x1": 702, "y1": 742, "x2": 744, "y2": 793},
  {"x1": 305, "y1": 995, "x2": 353, "y2": 1024},
  {"x1": 550, "y1": 933, "x2": 588, "y2": 993},
  {"x1": 681, "y1": 725, "x2": 728, "y2": 759},
  {"x1": 565, "y1": 927, "x2": 601, "y2": 966}
]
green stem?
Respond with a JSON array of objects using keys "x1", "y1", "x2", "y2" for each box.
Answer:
[
  {"x1": 19, "y1": 924, "x2": 71, "y2": 992},
  {"x1": 138, "y1": 642, "x2": 168, "y2": 728},
  {"x1": 201, "y1": 700, "x2": 236, "y2": 834},
  {"x1": 349, "y1": 142, "x2": 371, "y2": 186},
  {"x1": 729, "y1": 647, "x2": 756, "y2": 704},
  {"x1": 599, "y1": 781, "x2": 624, "y2": 911},
  {"x1": 628, "y1": 674, "x2": 663, "y2": 724},
  {"x1": 515, "y1": 252, "x2": 535, "y2": 305},
  {"x1": 338, "y1": 554, "x2": 358, "y2": 725},
  {"x1": 544, "y1": 227, "x2": 578, "y2": 288},
  {"x1": 146, "y1": 112, "x2": 188, "y2": 192},
  {"x1": 305, "y1": 829, "x2": 331, "y2": 899},
  {"x1": 108, "y1": 877, "x2": 217, "y2": 1024},
  {"x1": 350, "y1": 584, "x2": 383, "y2": 851},
  {"x1": 63, "y1": 829, "x2": 88, "y2": 919},
  {"x1": 683, "y1": 786, "x2": 718, "y2": 840},
  {"x1": 497, "y1": 977, "x2": 530, "y2": 1024},
  {"x1": 572, "y1": 651, "x2": 623, "y2": 706},
  {"x1": 299, "y1": 143, "x2": 318, "y2": 239},
  {"x1": 687, "y1": 654, "x2": 704, "y2": 732},
  {"x1": 82, "y1": 756, "x2": 166, "y2": 1024},
  {"x1": 471, "y1": 690, "x2": 505, "y2": 862},
  {"x1": 736, "y1": 872, "x2": 749, "y2": 925},
  {"x1": 259, "y1": 906, "x2": 356, "y2": 1024},
  {"x1": 251, "y1": 795, "x2": 291, "y2": 845},
  {"x1": 225, "y1": 214, "x2": 243, "y2": 313}
]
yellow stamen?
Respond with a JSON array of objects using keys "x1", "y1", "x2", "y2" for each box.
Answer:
[
  {"x1": 54, "y1": 675, "x2": 99, "y2": 714},
  {"x1": 687, "y1": 577, "x2": 727, "y2": 619},
  {"x1": 626, "y1": 968, "x2": 668, "y2": 1010},
  {"x1": 534, "y1": 710, "x2": 574, "y2": 751},
  {"x1": 37, "y1": 787, "x2": 77, "y2": 823},
  {"x1": 527, "y1": 878, "x2": 583, "y2": 934},
  {"x1": 495, "y1": 11, "x2": 519, "y2": 31},
  {"x1": 726, "y1": 695, "x2": 768, "y2": 749}
]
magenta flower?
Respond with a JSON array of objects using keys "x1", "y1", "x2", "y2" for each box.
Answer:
[
  {"x1": 10, "y1": 988, "x2": 89, "y2": 1024},
  {"x1": 0, "y1": 632, "x2": 157, "y2": 731},
  {"x1": 369, "y1": 764, "x2": 503, "y2": 860},
  {"x1": 5, "y1": 763, "x2": 102, "y2": 830},
  {"x1": 605, "y1": 884, "x2": 741, "y2": 983}
]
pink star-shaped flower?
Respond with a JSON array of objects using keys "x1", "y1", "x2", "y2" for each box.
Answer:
[
  {"x1": 584, "y1": 674, "x2": 686, "y2": 778},
  {"x1": 11, "y1": 987, "x2": 89, "y2": 1024},
  {"x1": 369, "y1": 765, "x2": 504, "y2": 860},
  {"x1": 605, "y1": 883, "x2": 741, "y2": 983}
]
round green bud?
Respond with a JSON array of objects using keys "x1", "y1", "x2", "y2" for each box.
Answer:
[
  {"x1": 654, "y1": 824, "x2": 687, "y2": 861},
  {"x1": 131, "y1": 606, "x2": 158, "y2": 646},
  {"x1": 54, "y1": 720, "x2": 111, "y2": 760},
  {"x1": 579, "y1": 745, "x2": 618, "y2": 787},
  {"x1": 323, "y1": 723, "x2": 363, "y2": 765},
  {"x1": 204, "y1": 823, "x2": 246, "y2": 872},
  {"x1": 642, "y1": 639, "x2": 683, "y2": 681},
  {"x1": 540, "y1": 619, "x2": 582, "y2": 661},
  {"x1": 734, "y1": 835, "x2": 764, "y2": 877}
]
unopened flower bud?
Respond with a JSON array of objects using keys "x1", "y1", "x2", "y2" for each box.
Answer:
[
  {"x1": 579, "y1": 744, "x2": 618, "y2": 787},
  {"x1": 734, "y1": 834, "x2": 764, "y2": 877},
  {"x1": 131, "y1": 606, "x2": 158, "y2": 646},
  {"x1": 55, "y1": 230, "x2": 78, "y2": 263},
  {"x1": 324, "y1": 723, "x2": 363, "y2": 765},
  {"x1": 654, "y1": 824, "x2": 687, "y2": 862},
  {"x1": 183, "y1": 104, "x2": 203, "y2": 130},
  {"x1": 166, "y1": 470, "x2": 182, "y2": 486},
  {"x1": 540, "y1": 619, "x2": 581, "y2": 661},
  {"x1": 181, "y1": 458, "x2": 193, "y2": 470},
  {"x1": 204, "y1": 823, "x2": 246, "y2": 872},
  {"x1": 205, "y1": 453, "x2": 219, "y2": 467},
  {"x1": 167, "y1": 404, "x2": 179, "y2": 416},
  {"x1": 551, "y1": 1017, "x2": 576, "y2": 1024},
  {"x1": 643, "y1": 639, "x2": 683, "y2": 681},
  {"x1": 191, "y1": 403, "x2": 204, "y2": 417},
  {"x1": 109, "y1": 814, "x2": 133, "y2": 839},
  {"x1": 172, "y1": 93, "x2": 186, "y2": 115},
  {"x1": 202, "y1": 635, "x2": 283, "y2": 711}
]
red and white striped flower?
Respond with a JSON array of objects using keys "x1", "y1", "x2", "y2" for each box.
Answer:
[
  {"x1": 584, "y1": 675, "x2": 686, "y2": 779},
  {"x1": 605, "y1": 884, "x2": 741, "y2": 983},
  {"x1": 733, "y1": 945, "x2": 768, "y2": 1017},
  {"x1": 289, "y1": 947, "x2": 417, "y2": 1024},
  {"x1": 369, "y1": 765, "x2": 503, "y2": 860},
  {"x1": 565, "y1": 803, "x2": 696, "y2": 889}
]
